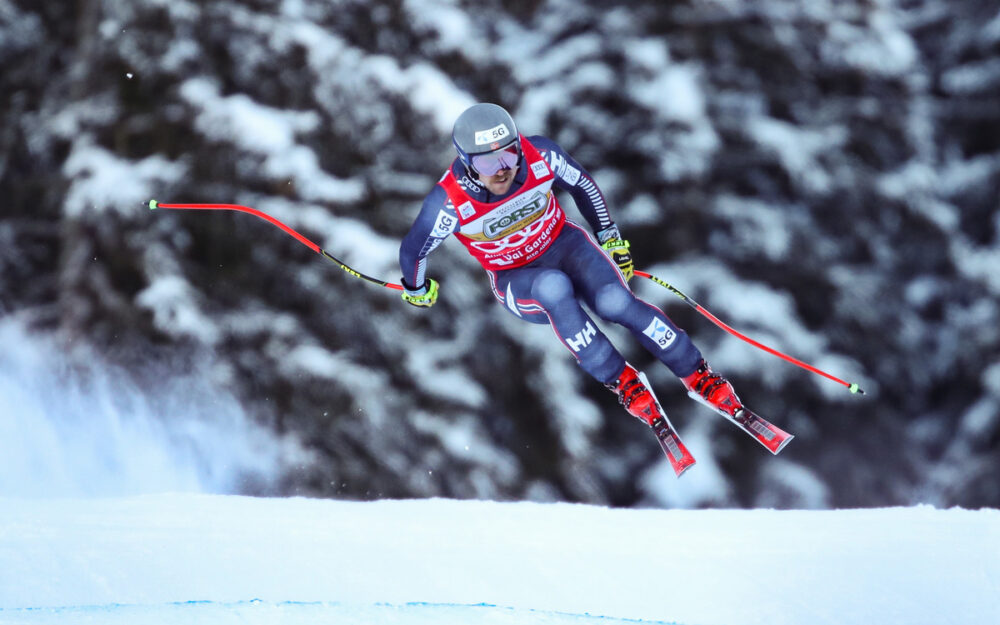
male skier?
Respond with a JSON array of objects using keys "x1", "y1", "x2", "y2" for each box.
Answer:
[{"x1": 398, "y1": 103, "x2": 749, "y2": 469}]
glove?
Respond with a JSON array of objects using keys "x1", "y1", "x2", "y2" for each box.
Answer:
[
  {"x1": 401, "y1": 278, "x2": 440, "y2": 308},
  {"x1": 597, "y1": 225, "x2": 634, "y2": 282}
]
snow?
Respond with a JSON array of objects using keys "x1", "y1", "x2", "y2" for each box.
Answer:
[
  {"x1": 0, "y1": 496, "x2": 997, "y2": 625},
  {"x1": 263, "y1": 10, "x2": 474, "y2": 135},
  {"x1": 951, "y1": 237, "x2": 1000, "y2": 295},
  {"x1": 941, "y1": 57, "x2": 1000, "y2": 96},
  {"x1": 712, "y1": 195, "x2": 795, "y2": 262},
  {"x1": 405, "y1": 346, "x2": 488, "y2": 409},
  {"x1": 822, "y1": 11, "x2": 918, "y2": 78},
  {"x1": 62, "y1": 140, "x2": 187, "y2": 217},
  {"x1": 2, "y1": 320, "x2": 994, "y2": 625},
  {"x1": 0, "y1": 3, "x2": 43, "y2": 54},
  {"x1": 178, "y1": 78, "x2": 365, "y2": 204},
  {"x1": 395, "y1": 62, "x2": 477, "y2": 133},
  {"x1": 402, "y1": 0, "x2": 475, "y2": 56},
  {"x1": 181, "y1": 79, "x2": 321, "y2": 153},
  {"x1": 984, "y1": 362, "x2": 1000, "y2": 395},
  {"x1": 536, "y1": 355, "x2": 603, "y2": 456},
  {"x1": 135, "y1": 275, "x2": 221, "y2": 344},
  {"x1": 143, "y1": 0, "x2": 199, "y2": 21},
  {"x1": 629, "y1": 64, "x2": 707, "y2": 126},
  {"x1": 623, "y1": 37, "x2": 671, "y2": 73},
  {"x1": 0, "y1": 319, "x2": 309, "y2": 499},
  {"x1": 746, "y1": 117, "x2": 846, "y2": 194},
  {"x1": 279, "y1": 344, "x2": 393, "y2": 422},
  {"x1": 510, "y1": 33, "x2": 603, "y2": 85}
]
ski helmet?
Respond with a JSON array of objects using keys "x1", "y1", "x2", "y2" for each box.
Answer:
[{"x1": 452, "y1": 103, "x2": 520, "y2": 176}]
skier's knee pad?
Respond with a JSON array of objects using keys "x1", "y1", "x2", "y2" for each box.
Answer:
[
  {"x1": 592, "y1": 283, "x2": 633, "y2": 321},
  {"x1": 530, "y1": 270, "x2": 574, "y2": 307}
]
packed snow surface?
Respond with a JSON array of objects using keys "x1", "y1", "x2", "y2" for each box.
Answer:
[{"x1": 0, "y1": 496, "x2": 996, "y2": 625}]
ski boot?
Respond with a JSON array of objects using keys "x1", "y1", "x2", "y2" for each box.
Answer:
[
  {"x1": 606, "y1": 363, "x2": 665, "y2": 425},
  {"x1": 681, "y1": 359, "x2": 743, "y2": 418}
]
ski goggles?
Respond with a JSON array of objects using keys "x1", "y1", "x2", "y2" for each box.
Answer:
[{"x1": 471, "y1": 144, "x2": 520, "y2": 176}]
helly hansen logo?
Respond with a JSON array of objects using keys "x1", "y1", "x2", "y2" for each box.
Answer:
[
  {"x1": 566, "y1": 321, "x2": 597, "y2": 353},
  {"x1": 643, "y1": 318, "x2": 676, "y2": 350}
]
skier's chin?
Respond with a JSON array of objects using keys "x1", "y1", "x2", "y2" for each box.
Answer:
[{"x1": 483, "y1": 169, "x2": 516, "y2": 195}]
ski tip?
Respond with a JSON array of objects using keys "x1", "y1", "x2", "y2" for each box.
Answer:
[
  {"x1": 147, "y1": 199, "x2": 159, "y2": 210},
  {"x1": 771, "y1": 434, "x2": 794, "y2": 455},
  {"x1": 675, "y1": 460, "x2": 696, "y2": 478},
  {"x1": 848, "y1": 383, "x2": 865, "y2": 395}
]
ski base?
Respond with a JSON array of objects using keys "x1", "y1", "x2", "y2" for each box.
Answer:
[
  {"x1": 649, "y1": 416, "x2": 696, "y2": 477},
  {"x1": 688, "y1": 392, "x2": 794, "y2": 455}
]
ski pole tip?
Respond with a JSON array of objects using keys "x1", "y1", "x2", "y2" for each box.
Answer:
[
  {"x1": 848, "y1": 383, "x2": 865, "y2": 395},
  {"x1": 148, "y1": 199, "x2": 159, "y2": 210}
]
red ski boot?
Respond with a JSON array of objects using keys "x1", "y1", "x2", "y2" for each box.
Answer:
[
  {"x1": 607, "y1": 363, "x2": 665, "y2": 426},
  {"x1": 681, "y1": 360, "x2": 744, "y2": 418},
  {"x1": 607, "y1": 363, "x2": 696, "y2": 476}
]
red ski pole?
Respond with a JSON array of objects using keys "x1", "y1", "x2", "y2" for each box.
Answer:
[
  {"x1": 635, "y1": 270, "x2": 865, "y2": 394},
  {"x1": 147, "y1": 200, "x2": 402, "y2": 291}
]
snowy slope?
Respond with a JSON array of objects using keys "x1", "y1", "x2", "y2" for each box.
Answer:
[
  {"x1": 1, "y1": 495, "x2": 997, "y2": 625},
  {"x1": 1, "y1": 321, "x2": 997, "y2": 625}
]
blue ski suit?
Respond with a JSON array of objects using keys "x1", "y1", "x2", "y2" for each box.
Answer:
[{"x1": 399, "y1": 135, "x2": 702, "y2": 385}]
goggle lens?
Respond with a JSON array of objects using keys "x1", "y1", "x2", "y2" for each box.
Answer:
[{"x1": 471, "y1": 145, "x2": 520, "y2": 176}]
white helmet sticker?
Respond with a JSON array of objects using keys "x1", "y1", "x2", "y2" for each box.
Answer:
[{"x1": 474, "y1": 123, "x2": 511, "y2": 146}]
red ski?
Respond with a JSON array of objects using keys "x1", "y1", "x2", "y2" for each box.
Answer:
[
  {"x1": 649, "y1": 416, "x2": 697, "y2": 477},
  {"x1": 687, "y1": 392, "x2": 794, "y2": 454}
]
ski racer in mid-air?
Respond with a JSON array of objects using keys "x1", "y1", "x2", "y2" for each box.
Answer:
[{"x1": 397, "y1": 103, "x2": 769, "y2": 472}]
